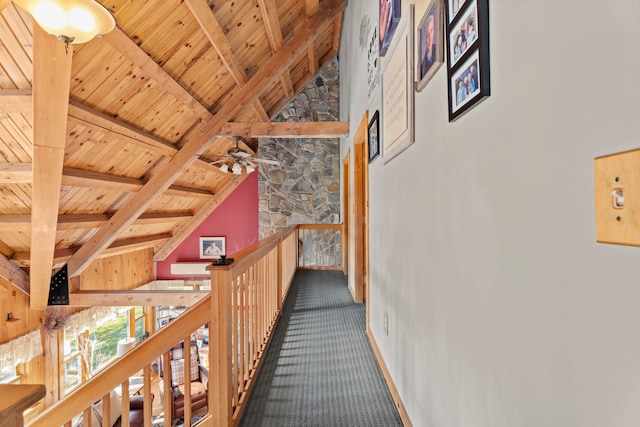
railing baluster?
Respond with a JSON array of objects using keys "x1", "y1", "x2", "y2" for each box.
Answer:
[
  {"x1": 143, "y1": 365, "x2": 152, "y2": 427},
  {"x1": 239, "y1": 271, "x2": 246, "y2": 398},
  {"x1": 121, "y1": 380, "x2": 130, "y2": 426},
  {"x1": 183, "y1": 336, "x2": 192, "y2": 426},
  {"x1": 162, "y1": 352, "x2": 172, "y2": 425}
]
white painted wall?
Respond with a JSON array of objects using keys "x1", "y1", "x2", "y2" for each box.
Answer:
[{"x1": 340, "y1": 1, "x2": 640, "y2": 426}]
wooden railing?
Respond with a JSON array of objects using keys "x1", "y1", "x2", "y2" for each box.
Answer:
[
  {"x1": 25, "y1": 224, "x2": 340, "y2": 427},
  {"x1": 297, "y1": 224, "x2": 342, "y2": 270},
  {"x1": 207, "y1": 226, "x2": 299, "y2": 425},
  {"x1": 26, "y1": 297, "x2": 210, "y2": 427}
]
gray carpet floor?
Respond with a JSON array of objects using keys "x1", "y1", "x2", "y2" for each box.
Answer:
[{"x1": 238, "y1": 270, "x2": 403, "y2": 427}]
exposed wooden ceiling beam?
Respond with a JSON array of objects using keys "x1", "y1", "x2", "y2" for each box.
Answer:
[
  {"x1": 65, "y1": 0, "x2": 346, "y2": 278},
  {"x1": 305, "y1": 1, "x2": 319, "y2": 77},
  {"x1": 0, "y1": 238, "x2": 13, "y2": 258},
  {"x1": 0, "y1": 163, "x2": 31, "y2": 183},
  {"x1": 332, "y1": 15, "x2": 343, "y2": 51},
  {"x1": 67, "y1": 101, "x2": 228, "y2": 177},
  {"x1": 0, "y1": 89, "x2": 32, "y2": 115},
  {"x1": 185, "y1": 0, "x2": 248, "y2": 86},
  {"x1": 12, "y1": 234, "x2": 173, "y2": 268},
  {"x1": 30, "y1": 25, "x2": 73, "y2": 310},
  {"x1": 102, "y1": 234, "x2": 173, "y2": 256},
  {"x1": 61, "y1": 167, "x2": 214, "y2": 197},
  {"x1": 0, "y1": 255, "x2": 29, "y2": 297},
  {"x1": 68, "y1": 290, "x2": 208, "y2": 307},
  {"x1": 0, "y1": 212, "x2": 192, "y2": 231},
  {"x1": 280, "y1": 74, "x2": 294, "y2": 99},
  {"x1": 257, "y1": 0, "x2": 283, "y2": 52},
  {"x1": 67, "y1": 100, "x2": 177, "y2": 156},
  {"x1": 305, "y1": 0, "x2": 319, "y2": 16},
  {"x1": 155, "y1": 174, "x2": 247, "y2": 261},
  {"x1": 103, "y1": 29, "x2": 210, "y2": 120},
  {"x1": 257, "y1": 0, "x2": 297, "y2": 106},
  {"x1": 307, "y1": 43, "x2": 318, "y2": 75},
  {"x1": 251, "y1": 100, "x2": 270, "y2": 122},
  {"x1": 217, "y1": 121, "x2": 349, "y2": 138}
]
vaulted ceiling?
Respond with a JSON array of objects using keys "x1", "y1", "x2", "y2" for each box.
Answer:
[{"x1": 0, "y1": 0, "x2": 346, "y2": 308}]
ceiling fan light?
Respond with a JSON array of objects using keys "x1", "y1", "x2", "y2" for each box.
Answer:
[
  {"x1": 231, "y1": 162, "x2": 242, "y2": 175},
  {"x1": 14, "y1": 0, "x2": 116, "y2": 45},
  {"x1": 219, "y1": 163, "x2": 229, "y2": 173},
  {"x1": 245, "y1": 164, "x2": 256, "y2": 174}
]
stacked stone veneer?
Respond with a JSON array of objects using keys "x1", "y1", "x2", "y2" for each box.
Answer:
[{"x1": 258, "y1": 58, "x2": 340, "y2": 239}]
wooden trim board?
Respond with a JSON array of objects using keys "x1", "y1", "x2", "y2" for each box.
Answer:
[{"x1": 366, "y1": 328, "x2": 413, "y2": 427}]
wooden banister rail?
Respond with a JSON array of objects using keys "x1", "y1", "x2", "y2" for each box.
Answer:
[
  {"x1": 24, "y1": 224, "x2": 339, "y2": 427},
  {"x1": 0, "y1": 384, "x2": 45, "y2": 427},
  {"x1": 207, "y1": 225, "x2": 299, "y2": 426},
  {"x1": 26, "y1": 296, "x2": 210, "y2": 427}
]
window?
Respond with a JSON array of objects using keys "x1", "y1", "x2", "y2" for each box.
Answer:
[{"x1": 59, "y1": 306, "x2": 150, "y2": 395}]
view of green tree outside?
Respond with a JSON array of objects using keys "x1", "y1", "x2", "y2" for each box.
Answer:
[{"x1": 90, "y1": 314, "x2": 128, "y2": 372}]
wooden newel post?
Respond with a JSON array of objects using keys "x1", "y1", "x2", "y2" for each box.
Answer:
[{"x1": 208, "y1": 266, "x2": 233, "y2": 426}]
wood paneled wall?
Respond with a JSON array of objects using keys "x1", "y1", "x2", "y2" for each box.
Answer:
[
  {"x1": 79, "y1": 248, "x2": 155, "y2": 290},
  {"x1": 0, "y1": 282, "x2": 43, "y2": 344}
]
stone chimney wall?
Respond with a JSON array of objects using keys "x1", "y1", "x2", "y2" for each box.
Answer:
[{"x1": 258, "y1": 58, "x2": 340, "y2": 239}]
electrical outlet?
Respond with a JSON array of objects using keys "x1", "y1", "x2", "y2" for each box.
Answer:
[{"x1": 384, "y1": 311, "x2": 388, "y2": 336}]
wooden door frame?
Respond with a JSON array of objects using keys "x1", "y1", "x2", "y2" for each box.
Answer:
[
  {"x1": 352, "y1": 111, "x2": 369, "y2": 304},
  {"x1": 342, "y1": 150, "x2": 350, "y2": 276}
]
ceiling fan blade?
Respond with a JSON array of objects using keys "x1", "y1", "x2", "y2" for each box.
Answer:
[
  {"x1": 249, "y1": 158, "x2": 280, "y2": 166},
  {"x1": 235, "y1": 151, "x2": 251, "y2": 158},
  {"x1": 208, "y1": 160, "x2": 227, "y2": 165}
]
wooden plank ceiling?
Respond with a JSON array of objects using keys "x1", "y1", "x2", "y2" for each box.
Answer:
[{"x1": 0, "y1": 0, "x2": 346, "y2": 308}]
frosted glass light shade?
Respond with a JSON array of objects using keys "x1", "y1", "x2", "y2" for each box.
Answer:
[
  {"x1": 14, "y1": 0, "x2": 116, "y2": 44},
  {"x1": 219, "y1": 163, "x2": 229, "y2": 173},
  {"x1": 231, "y1": 162, "x2": 242, "y2": 175}
]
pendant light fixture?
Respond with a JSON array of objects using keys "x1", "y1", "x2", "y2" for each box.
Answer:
[{"x1": 14, "y1": 0, "x2": 116, "y2": 46}]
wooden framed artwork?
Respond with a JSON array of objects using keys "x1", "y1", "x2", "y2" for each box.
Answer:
[
  {"x1": 416, "y1": 0, "x2": 443, "y2": 91},
  {"x1": 382, "y1": 4, "x2": 414, "y2": 163},
  {"x1": 445, "y1": 0, "x2": 490, "y2": 121},
  {"x1": 199, "y1": 236, "x2": 225, "y2": 259},
  {"x1": 368, "y1": 110, "x2": 380, "y2": 163},
  {"x1": 379, "y1": 0, "x2": 401, "y2": 57}
]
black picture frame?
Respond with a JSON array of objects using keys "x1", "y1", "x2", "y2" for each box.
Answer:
[
  {"x1": 379, "y1": 0, "x2": 401, "y2": 57},
  {"x1": 445, "y1": 0, "x2": 490, "y2": 122},
  {"x1": 416, "y1": 0, "x2": 444, "y2": 92},
  {"x1": 368, "y1": 110, "x2": 380, "y2": 163}
]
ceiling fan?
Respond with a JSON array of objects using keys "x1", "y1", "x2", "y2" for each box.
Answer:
[{"x1": 209, "y1": 136, "x2": 279, "y2": 174}]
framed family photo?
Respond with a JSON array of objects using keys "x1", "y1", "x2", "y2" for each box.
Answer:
[
  {"x1": 416, "y1": 0, "x2": 443, "y2": 92},
  {"x1": 447, "y1": 0, "x2": 478, "y2": 68},
  {"x1": 368, "y1": 110, "x2": 380, "y2": 163},
  {"x1": 379, "y1": 0, "x2": 401, "y2": 57},
  {"x1": 445, "y1": 0, "x2": 490, "y2": 121},
  {"x1": 199, "y1": 236, "x2": 226, "y2": 259}
]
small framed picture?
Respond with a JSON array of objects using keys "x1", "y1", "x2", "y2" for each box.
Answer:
[
  {"x1": 445, "y1": 0, "x2": 489, "y2": 121},
  {"x1": 446, "y1": 0, "x2": 466, "y2": 23},
  {"x1": 199, "y1": 237, "x2": 226, "y2": 259},
  {"x1": 368, "y1": 110, "x2": 380, "y2": 163},
  {"x1": 447, "y1": 0, "x2": 478, "y2": 68},
  {"x1": 379, "y1": 0, "x2": 401, "y2": 57},
  {"x1": 416, "y1": 0, "x2": 443, "y2": 91}
]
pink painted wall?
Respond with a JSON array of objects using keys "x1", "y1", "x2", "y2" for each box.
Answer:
[{"x1": 155, "y1": 173, "x2": 259, "y2": 279}]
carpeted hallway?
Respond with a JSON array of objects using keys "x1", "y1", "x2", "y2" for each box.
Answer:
[{"x1": 238, "y1": 270, "x2": 403, "y2": 427}]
